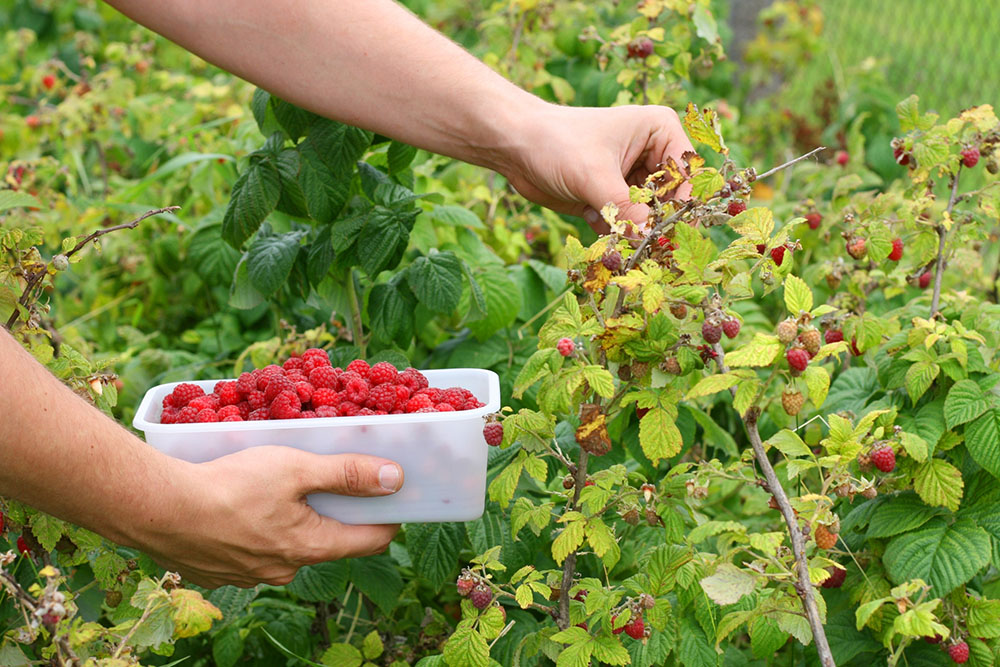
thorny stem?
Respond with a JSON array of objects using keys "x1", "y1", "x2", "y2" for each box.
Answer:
[
  {"x1": 755, "y1": 146, "x2": 827, "y2": 180},
  {"x1": 930, "y1": 167, "x2": 962, "y2": 317},
  {"x1": 4, "y1": 206, "x2": 180, "y2": 331},
  {"x1": 557, "y1": 447, "x2": 589, "y2": 630},
  {"x1": 714, "y1": 344, "x2": 836, "y2": 667}
]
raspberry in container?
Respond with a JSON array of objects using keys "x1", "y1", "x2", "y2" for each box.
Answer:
[{"x1": 133, "y1": 357, "x2": 500, "y2": 525}]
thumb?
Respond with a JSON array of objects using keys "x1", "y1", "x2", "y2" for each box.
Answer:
[
  {"x1": 582, "y1": 174, "x2": 650, "y2": 233},
  {"x1": 294, "y1": 452, "x2": 404, "y2": 497}
]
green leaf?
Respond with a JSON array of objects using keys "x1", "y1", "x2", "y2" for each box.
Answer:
[
  {"x1": 359, "y1": 206, "x2": 415, "y2": 277},
  {"x1": 968, "y1": 600, "x2": 1000, "y2": 639},
  {"x1": 725, "y1": 333, "x2": 782, "y2": 367},
  {"x1": 349, "y1": 556, "x2": 404, "y2": 616},
  {"x1": 368, "y1": 282, "x2": 415, "y2": 347},
  {"x1": 552, "y1": 518, "x2": 586, "y2": 565},
  {"x1": 677, "y1": 616, "x2": 719, "y2": 667},
  {"x1": 689, "y1": 169, "x2": 724, "y2": 200},
  {"x1": 443, "y1": 620, "x2": 490, "y2": 667},
  {"x1": 429, "y1": 205, "x2": 485, "y2": 229},
  {"x1": 222, "y1": 159, "x2": 281, "y2": 247},
  {"x1": 0, "y1": 190, "x2": 41, "y2": 212},
  {"x1": 29, "y1": 513, "x2": 63, "y2": 552},
  {"x1": 899, "y1": 431, "x2": 929, "y2": 463},
  {"x1": 767, "y1": 429, "x2": 812, "y2": 458},
  {"x1": 407, "y1": 251, "x2": 462, "y2": 314},
  {"x1": 306, "y1": 226, "x2": 335, "y2": 285},
  {"x1": 906, "y1": 361, "x2": 940, "y2": 404},
  {"x1": 965, "y1": 409, "x2": 1000, "y2": 479},
  {"x1": 892, "y1": 602, "x2": 949, "y2": 639},
  {"x1": 387, "y1": 141, "x2": 417, "y2": 175},
  {"x1": 867, "y1": 222, "x2": 894, "y2": 263},
  {"x1": 728, "y1": 207, "x2": 774, "y2": 240},
  {"x1": 322, "y1": 644, "x2": 363, "y2": 667},
  {"x1": 305, "y1": 119, "x2": 373, "y2": 177},
  {"x1": 750, "y1": 616, "x2": 788, "y2": 660},
  {"x1": 639, "y1": 407, "x2": 683, "y2": 465},
  {"x1": 945, "y1": 380, "x2": 991, "y2": 429},
  {"x1": 699, "y1": 564, "x2": 756, "y2": 605},
  {"x1": 213, "y1": 625, "x2": 245, "y2": 667},
  {"x1": 803, "y1": 364, "x2": 830, "y2": 408},
  {"x1": 581, "y1": 366, "x2": 616, "y2": 399},
  {"x1": 246, "y1": 230, "x2": 304, "y2": 295},
  {"x1": 673, "y1": 220, "x2": 716, "y2": 280},
  {"x1": 405, "y1": 523, "x2": 464, "y2": 591},
  {"x1": 883, "y1": 517, "x2": 991, "y2": 596},
  {"x1": 270, "y1": 96, "x2": 317, "y2": 141},
  {"x1": 913, "y1": 458, "x2": 964, "y2": 511},
  {"x1": 298, "y1": 142, "x2": 349, "y2": 223},
  {"x1": 686, "y1": 373, "x2": 739, "y2": 399},
  {"x1": 783, "y1": 274, "x2": 813, "y2": 314},
  {"x1": 286, "y1": 561, "x2": 349, "y2": 602},
  {"x1": 467, "y1": 267, "x2": 521, "y2": 341},
  {"x1": 866, "y1": 492, "x2": 947, "y2": 539},
  {"x1": 586, "y1": 518, "x2": 620, "y2": 569}
]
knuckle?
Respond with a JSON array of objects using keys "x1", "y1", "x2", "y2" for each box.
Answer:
[
  {"x1": 342, "y1": 458, "x2": 364, "y2": 495},
  {"x1": 265, "y1": 570, "x2": 296, "y2": 587}
]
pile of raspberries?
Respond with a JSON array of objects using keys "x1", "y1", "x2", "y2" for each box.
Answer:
[{"x1": 158, "y1": 349, "x2": 484, "y2": 423}]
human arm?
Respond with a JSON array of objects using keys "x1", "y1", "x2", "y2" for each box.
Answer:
[
  {"x1": 103, "y1": 0, "x2": 694, "y2": 229},
  {"x1": 0, "y1": 328, "x2": 402, "y2": 588}
]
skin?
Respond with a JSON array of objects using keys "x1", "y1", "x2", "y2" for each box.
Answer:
[{"x1": 0, "y1": 0, "x2": 695, "y2": 588}]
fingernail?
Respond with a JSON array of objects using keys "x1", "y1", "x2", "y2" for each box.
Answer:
[
  {"x1": 379, "y1": 464, "x2": 402, "y2": 492},
  {"x1": 584, "y1": 208, "x2": 600, "y2": 225}
]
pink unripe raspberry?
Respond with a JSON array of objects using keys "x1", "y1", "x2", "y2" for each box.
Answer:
[
  {"x1": 888, "y1": 237, "x2": 904, "y2": 262},
  {"x1": 949, "y1": 641, "x2": 969, "y2": 663},
  {"x1": 836, "y1": 150, "x2": 849, "y2": 166},
  {"x1": 871, "y1": 446, "x2": 896, "y2": 473},
  {"x1": 960, "y1": 147, "x2": 979, "y2": 169},
  {"x1": 722, "y1": 318, "x2": 741, "y2": 339},
  {"x1": 483, "y1": 422, "x2": 503, "y2": 446},
  {"x1": 727, "y1": 199, "x2": 746, "y2": 216}
]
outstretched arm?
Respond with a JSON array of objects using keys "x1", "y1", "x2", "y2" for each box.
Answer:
[
  {"x1": 104, "y1": 0, "x2": 694, "y2": 229},
  {"x1": 0, "y1": 328, "x2": 402, "y2": 588}
]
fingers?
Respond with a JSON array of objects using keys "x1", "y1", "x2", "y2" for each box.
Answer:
[
  {"x1": 308, "y1": 519, "x2": 400, "y2": 562},
  {"x1": 581, "y1": 172, "x2": 651, "y2": 230},
  {"x1": 291, "y1": 451, "x2": 404, "y2": 497}
]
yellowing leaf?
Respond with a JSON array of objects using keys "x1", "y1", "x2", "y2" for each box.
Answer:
[
  {"x1": 683, "y1": 103, "x2": 728, "y2": 154},
  {"x1": 725, "y1": 333, "x2": 782, "y2": 367},
  {"x1": 169, "y1": 589, "x2": 222, "y2": 638},
  {"x1": 783, "y1": 274, "x2": 813, "y2": 314}
]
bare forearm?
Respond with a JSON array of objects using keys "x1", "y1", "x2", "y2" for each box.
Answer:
[
  {"x1": 0, "y1": 329, "x2": 188, "y2": 547},
  {"x1": 104, "y1": 0, "x2": 544, "y2": 174}
]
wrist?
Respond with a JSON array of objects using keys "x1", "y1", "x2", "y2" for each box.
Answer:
[{"x1": 462, "y1": 87, "x2": 551, "y2": 177}]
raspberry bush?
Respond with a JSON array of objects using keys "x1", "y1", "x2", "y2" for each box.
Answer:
[{"x1": 2, "y1": 1, "x2": 1000, "y2": 666}]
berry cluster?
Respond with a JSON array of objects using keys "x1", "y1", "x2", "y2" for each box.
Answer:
[{"x1": 158, "y1": 351, "x2": 484, "y2": 423}]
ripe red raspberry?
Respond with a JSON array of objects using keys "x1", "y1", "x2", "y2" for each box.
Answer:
[
  {"x1": 918, "y1": 271, "x2": 932, "y2": 289},
  {"x1": 949, "y1": 641, "x2": 970, "y2": 663},
  {"x1": 311, "y1": 387, "x2": 340, "y2": 407},
  {"x1": 176, "y1": 406, "x2": 199, "y2": 423},
  {"x1": 221, "y1": 415, "x2": 243, "y2": 422},
  {"x1": 756, "y1": 244, "x2": 767, "y2": 255},
  {"x1": 369, "y1": 383, "x2": 397, "y2": 412},
  {"x1": 469, "y1": 585, "x2": 493, "y2": 610},
  {"x1": 821, "y1": 566, "x2": 846, "y2": 589},
  {"x1": 835, "y1": 150, "x2": 849, "y2": 166},
  {"x1": 357, "y1": 407, "x2": 377, "y2": 416},
  {"x1": 236, "y1": 372, "x2": 256, "y2": 395},
  {"x1": 170, "y1": 383, "x2": 205, "y2": 408},
  {"x1": 894, "y1": 146, "x2": 910, "y2": 166},
  {"x1": 395, "y1": 384, "x2": 412, "y2": 404},
  {"x1": 805, "y1": 212, "x2": 822, "y2": 230},
  {"x1": 456, "y1": 575, "x2": 476, "y2": 597},
  {"x1": 269, "y1": 390, "x2": 302, "y2": 420},
  {"x1": 315, "y1": 405, "x2": 339, "y2": 418},
  {"x1": 368, "y1": 361, "x2": 399, "y2": 386},
  {"x1": 702, "y1": 321, "x2": 722, "y2": 344},
  {"x1": 415, "y1": 407, "x2": 437, "y2": 413},
  {"x1": 483, "y1": 422, "x2": 503, "y2": 446},
  {"x1": 215, "y1": 381, "x2": 241, "y2": 406},
  {"x1": 926, "y1": 634, "x2": 943, "y2": 645},
  {"x1": 824, "y1": 328, "x2": 844, "y2": 344},
  {"x1": 42, "y1": 74, "x2": 56, "y2": 90},
  {"x1": 17, "y1": 536, "x2": 30, "y2": 555},
  {"x1": 416, "y1": 387, "x2": 443, "y2": 403},
  {"x1": 786, "y1": 348, "x2": 809, "y2": 372},
  {"x1": 343, "y1": 376, "x2": 369, "y2": 404},
  {"x1": 346, "y1": 359, "x2": 371, "y2": 379},
  {"x1": 400, "y1": 368, "x2": 429, "y2": 391},
  {"x1": 871, "y1": 446, "x2": 896, "y2": 473},
  {"x1": 435, "y1": 403, "x2": 456, "y2": 412},
  {"x1": 247, "y1": 390, "x2": 267, "y2": 410},
  {"x1": 196, "y1": 409, "x2": 219, "y2": 423},
  {"x1": 727, "y1": 199, "x2": 746, "y2": 216},
  {"x1": 846, "y1": 236, "x2": 867, "y2": 260},
  {"x1": 283, "y1": 356, "x2": 304, "y2": 371},
  {"x1": 960, "y1": 147, "x2": 979, "y2": 169},
  {"x1": 440, "y1": 388, "x2": 466, "y2": 409},
  {"x1": 722, "y1": 318, "x2": 741, "y2": 339},
  {"x1": 626, "y1": 37, "x2": 654, "y2": 59},
  {"x1": 235, "y1": 401, "x2": 251, "y2": 418},
  {"x1": 256, "y1": 367, "x2": 284, "y2": 391},
  {"x1": 338, "y1": 402, "x2": 361, "y2": 417},
  {"x1": 309, "y1": 365, "x2": 340, "y2": 390},
  {"x1": 248, "y1": 408, "x2": 269, "y2": 421},
  {"x1": 218, "y1": 405, "x2": 241, "y2": 420},
  {"x1": 405, "y1": 394, "x2": 434, "y2": 413},
  {"x1": 557, "y1": 337, "x2": 575, "y2": 356},
  {"x1": 850, "y1": 337, "x2": 862, "y2": 356},
  {"x1": 770, "y1": 246, "x2": 786, "y2": 266},
  {"x1": 294, "y1": 381, "x2": 314, "y2": 404},
  {"x1": 625, "y1": 616, "x2": 645, "y2": 640},
  {"x1": 188, "y1": 395, "x2": 219, "y2": 412},
  {"x1": 264, "y1": 375, "x2": 295, "y2": 403},
  {"x1": 25, "y1": 115, "x2": 41, "y2": 129},
  {"x1": 302, "y1": 348, "x2": 330, "y2": 365},
  {"x1": 160, "y1": 408, "x2": 179, "y2": 424},
  {"x1": 602, "y1": 250, "x2": 623, "y2": 272},
  {"x1": 888, "y1": 237, "x2": 904, "y2": 261}
]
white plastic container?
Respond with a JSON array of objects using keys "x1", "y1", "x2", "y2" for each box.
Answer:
[{"x1": 132, "y1": 369, "x2": 499, "y2": 525}]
